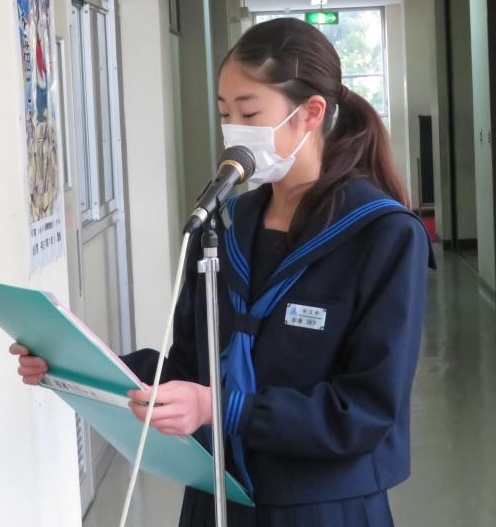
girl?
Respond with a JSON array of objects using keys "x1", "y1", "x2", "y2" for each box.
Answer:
[{"x1": 12, "y1": 17, "x2": 434, "y2": 526}]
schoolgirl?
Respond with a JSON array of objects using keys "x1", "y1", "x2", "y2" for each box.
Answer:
[{"x1": 12, "y1": 17, "x2": 434, "y2": 526}]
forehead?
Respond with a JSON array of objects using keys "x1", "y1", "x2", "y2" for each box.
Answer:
[{"x1": 218, "y1": 60, "x2": 283, "y2": 104}]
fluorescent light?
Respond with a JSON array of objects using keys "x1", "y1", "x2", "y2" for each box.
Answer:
[{"x1": 310, "y1": 0, "x2": 328, "y2": 5}]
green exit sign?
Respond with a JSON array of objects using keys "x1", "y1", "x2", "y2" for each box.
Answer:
[{"x1": 305, "y1": 11, "x2": 339, "y2": 25}]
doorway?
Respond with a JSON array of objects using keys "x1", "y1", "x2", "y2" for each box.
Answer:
[
  {"x1": 64, "y1": 0, "x2": 133, "y2": 515},
  {"x1": 445, "y1": 0, "x2": 478, "y2": 270}
]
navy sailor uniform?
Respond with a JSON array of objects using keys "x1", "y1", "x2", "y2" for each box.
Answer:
[{"x1": 122, "y1": 177, "x2": 435, "y2": 526}]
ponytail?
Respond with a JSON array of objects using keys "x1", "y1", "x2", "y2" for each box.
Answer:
[
  {"x1": 288, "y1": 88, "x2": 410, "y2": 246},
  {"x1": 327, "y1": 89, "x2": 409, "y2": 206}
]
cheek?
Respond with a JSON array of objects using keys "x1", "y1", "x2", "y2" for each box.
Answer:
[{"x1": 274, "y1": 126, "x2": 300, "y2": 158}]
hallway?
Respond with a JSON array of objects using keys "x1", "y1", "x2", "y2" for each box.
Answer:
[{"x1": 83, "y1": 247, "x2": 496, "y2": 527}]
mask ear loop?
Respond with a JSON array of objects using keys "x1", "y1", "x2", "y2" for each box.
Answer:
[
  {"x1": 273, "y1": 105, "x2": 302, "y2": 132},
  {"x1": 290, "y1": 130, "x2": 312, "y2": 157},
  {"x1": 273, "y1": 106, "x2": 312, "y2": 158}
]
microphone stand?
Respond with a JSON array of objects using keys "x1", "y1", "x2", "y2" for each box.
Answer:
[{"x1": 197, "y1": 217, "x2": 227, "y2": 527}]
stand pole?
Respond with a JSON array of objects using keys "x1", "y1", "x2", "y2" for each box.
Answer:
[{"x1": 198, "y1": 219, "x2": 227, "y2": 527}]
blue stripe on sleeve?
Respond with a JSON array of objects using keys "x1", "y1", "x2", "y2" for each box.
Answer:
[
  {"x1": 224, "y1": 391, "x2": 237, "y2": 434},
  {"x1": 230, "y1": 391, "x2": 246, "y2": 435}
]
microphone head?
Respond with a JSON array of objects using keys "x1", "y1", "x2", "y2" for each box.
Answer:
[{"x1": 218, "y1": 145, "x2": 256, "y2": 183}]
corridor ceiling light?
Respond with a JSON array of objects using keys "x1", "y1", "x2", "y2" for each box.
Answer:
[{"x1": 310, "y1": 0, "x2": 328, "y2": 4}]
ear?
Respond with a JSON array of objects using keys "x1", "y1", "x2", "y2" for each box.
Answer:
[{"x1": 301, "y1": 95, "x2": 327, "y2": 131}]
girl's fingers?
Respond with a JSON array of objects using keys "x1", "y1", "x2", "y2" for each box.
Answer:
[
  {"x1": 23, "y1": 374, "x2": 45, "y2": 384},
  {"x1": 128, "y1": 401, "x2": 173, "y2": 420},
  {"x1": 128, "y1": 388, "x2": 154, "y2": 403},
  {"x1": 19, "y1": 356, "x2": 48, "y2": 370},
  {"x1": 9, "y1": 343, "x2": 30, "y2": 356},
  {"x1": 128, "y1": 382, "x2": 210, "y2": 436},
  {"x1": 7, "y1": 343, "x2": 46, "y2": 385}
]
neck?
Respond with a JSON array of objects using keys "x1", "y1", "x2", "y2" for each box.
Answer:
[
  {"x1": 263, "y1": 134, "x2": 323, "y2": 231},
  {"x1": 264, "y1": 163, "x2": 321, "y2": 231}
]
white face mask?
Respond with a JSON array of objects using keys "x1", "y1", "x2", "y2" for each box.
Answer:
[{"x1": 221, "y1": 106, "x2": 311, "y2": 185}]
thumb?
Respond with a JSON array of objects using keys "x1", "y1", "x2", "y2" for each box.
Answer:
[{"x1": 127, "y1": 387, "x2": 151, "y2": 402}]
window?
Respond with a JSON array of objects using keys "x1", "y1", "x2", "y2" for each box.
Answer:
[
  {"x1": 254, "y1": 9, "x2": 388, "y2": 121},
  {"x1": 255, "y1": 13, "x2": 305, "y2": 23},
  {"x1": 71, "y1": 2, "x2": 118, "y2": 223}
]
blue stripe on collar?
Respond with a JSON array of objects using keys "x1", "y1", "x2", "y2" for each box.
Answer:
[
  {"x1": 225, "y1": 196, "x2": 405, "y2": 288},
  {"x1": 226, "y1": 198, "x2": 250, "y2": 285},
  {"x1": 264, "y1": 267, "x2": 306, "y2": 313},
  {"x1": 278, "y1": 199, "x2": 404, "y2": 271}
]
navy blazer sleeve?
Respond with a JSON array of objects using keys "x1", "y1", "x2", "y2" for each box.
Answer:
[
  {"x1": 120, "y1": 233, "x2": 201, "y2": 385},
  {"x1": 236, "y1": 214, "x2": 430, "y2": 459}
]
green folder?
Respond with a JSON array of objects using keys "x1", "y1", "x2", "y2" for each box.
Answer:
[{"x1": 0, "y1": 282, "x2": 253, "y2": 507}]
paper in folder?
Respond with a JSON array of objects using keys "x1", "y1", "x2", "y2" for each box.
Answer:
[{"x1": 0, "y1": 282, "x2": 253, "y2": 507}]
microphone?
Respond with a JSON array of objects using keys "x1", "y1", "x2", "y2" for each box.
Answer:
[{"x1": 183, "y1": 145, "x2": 256, "y2": 234}]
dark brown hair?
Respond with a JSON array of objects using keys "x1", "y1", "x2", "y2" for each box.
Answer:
[{"x1": 221, "y1": 18, "x2": 410, "y2": 244}]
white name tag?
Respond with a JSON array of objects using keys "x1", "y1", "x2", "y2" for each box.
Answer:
[{"x1": 284, "y1": 303, "x2": 327, "y2": 331}]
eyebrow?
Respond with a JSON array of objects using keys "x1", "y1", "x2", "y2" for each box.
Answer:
[{"x1": 217, "y1": 94, "x2": 259, "y2": 103}]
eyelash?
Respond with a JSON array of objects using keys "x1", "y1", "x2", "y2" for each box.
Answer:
[{"x1": 220, "y1": 113, "x2": 259, "y2": 119}]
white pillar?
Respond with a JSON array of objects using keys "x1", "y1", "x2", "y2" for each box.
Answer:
[
  {"x1": 470, "y1": 0, "x2": 495, "y2": 290},
  {"x1": 386, "y1": 4, "x2": 410, "y2": 193},
  {"x1": 118, "y1": 0, "x2": 182, "y2": 349}
]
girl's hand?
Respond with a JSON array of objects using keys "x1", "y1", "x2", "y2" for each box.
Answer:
[
  {"x1": 128, "y1": 381, "x2": 212, "y2": 436},
  {"x1": 9, "y1": 343, "x2": 48, "y2": 385}
]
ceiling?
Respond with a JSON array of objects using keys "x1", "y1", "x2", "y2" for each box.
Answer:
[{"x1": 244, "y1": 0, "x2": 401, "y2": 13}]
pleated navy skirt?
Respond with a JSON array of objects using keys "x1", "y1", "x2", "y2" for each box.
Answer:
[{"x1": 178, "y1": 487, "x2": 395, "y2": 527}]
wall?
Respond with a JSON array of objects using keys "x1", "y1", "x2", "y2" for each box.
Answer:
[
  {"x1": 491, "y1": 0, "x2": 496, "y2": 277},
  {"x1": 386, "y1": 4, "x2": 409, "y2": 191},
  {"x1": 470, "y1": 0, "x2": 495, "y2": 290},
  {"x1": 170, "y1": 33, "x2": 187, "y2": 225},
  {"x1": 0, "y1": 1, "x2": 81, "y2": 525},
  {"x1": 178, "y1": 0, "x2": 215, "y2": 212},
  {"x1": 211, "y1": 0, "x2": 230, "y2": 156},
  {"x1": 118, "y1": 0, "x2": 182, "y2": 350}
]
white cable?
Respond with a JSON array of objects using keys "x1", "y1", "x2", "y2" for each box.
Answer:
[{"x1": 119, "y1": 232, "x2": 191, "y2": 527}]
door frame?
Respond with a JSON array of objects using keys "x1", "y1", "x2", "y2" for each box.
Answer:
[
  {"x1": 488, "y1": 0, "x2": 496, "y2": 282},
  {"x1": 65, "y1": 0, "x2": 134, "y2": 516}
]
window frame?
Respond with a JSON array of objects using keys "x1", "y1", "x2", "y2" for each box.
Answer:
[{"x1": 71, "y1": 2, "x2": 119, "y2": 224}]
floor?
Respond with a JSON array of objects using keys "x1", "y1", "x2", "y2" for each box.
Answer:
[
  {"x1": 83, "y1": 247, "x2": 496, "y2": 527},
  {"x1": 459, "y1": 248, "x2": 479, "y2": 273}
]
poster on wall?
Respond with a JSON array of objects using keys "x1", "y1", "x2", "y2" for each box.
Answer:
[{"x1": 16, "y1": 0, "x2": 64, "y2": 274}]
